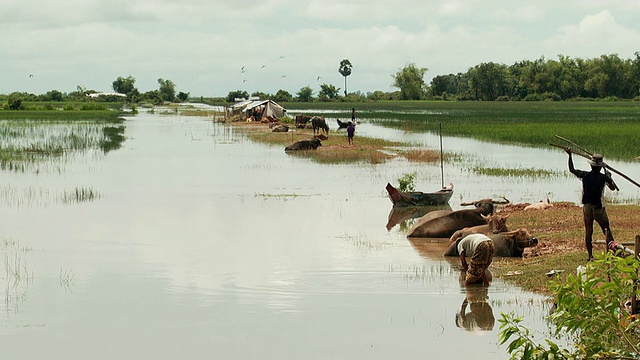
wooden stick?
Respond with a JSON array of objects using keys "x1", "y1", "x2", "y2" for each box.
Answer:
[
  {"x1": 554, "y1": 135, "x2": 593, "y2": 156},
  {"x1": 633, "y1": 235, "x2": 640, "y2": 315},
  {"x1": 550, "y1": 143, "x2": 640, "y2": 189}
]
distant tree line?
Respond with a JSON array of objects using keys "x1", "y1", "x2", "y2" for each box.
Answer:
[
  {"x1": 430, "y1": 52, "x2": 640, "y2": 101},
  {"x1": 3, "y1": 52, "x2": 640, "y2": 108},
  {"x1": 0, "y1": 76, "x2": 189, "y2": 109},
  {"x1": 227, "y1": 52, "x2": 640, "y2": 103}
]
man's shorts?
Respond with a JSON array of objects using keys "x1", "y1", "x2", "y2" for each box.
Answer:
[{"x1": 583, "y1": 203, "x2": 610, "y2": 225}]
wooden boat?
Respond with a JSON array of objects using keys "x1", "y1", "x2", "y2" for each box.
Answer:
[
  {"x1": 386, "y1": 122, "x2": 453, "y2": 207},
  {"x1": 337, "y1": 119, "x2": 349, "y2": 129},
  {"x1": 386, "y1": 182, "x2": 453, "y2": 207}
]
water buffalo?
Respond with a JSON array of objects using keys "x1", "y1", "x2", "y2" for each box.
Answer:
[
  {"x1": 271, "y1": 124, "x2": 289, "y2": 132},
  {"x1": 443, "y1": 228, "x2": 539, "y2": 257},
  {"x1": 311, "y1": 116, "x2": 329, "y2": 135},
  {"x1": 284, "y1": 138, "x2": 322, "y2": 151},
  {"x1": 295, "y1": 115, "x2": 312, "y2": 128},
  {"x1": 448, "y1": 213, "x2": 511, "y2": 244},
  {"x1": 407, "y1": 202, "x2": 494, "y2": 238}
]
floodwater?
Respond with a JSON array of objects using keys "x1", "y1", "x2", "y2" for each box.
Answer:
[{"x1": 1, "y1": 108, "x2": 637, "y2": 359}]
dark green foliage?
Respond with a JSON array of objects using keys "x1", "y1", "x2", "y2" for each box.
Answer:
[
  {"x1": 499, "y1": 251, "x2": 640, "y2": 359},
  {"x1": 176, "y1": 91, "x2": 189, "y2": 102},
  {"x1": 112, "y1": 76, "x2": 137, "y2": 100},
  {"x1": 226, "y1": 90, "x2": 249, "y2": 103},
  {"x1": 318, "y1": 84, "x2": 340, "y2": 101},
  {"x1": 296, "y1": 86, "x2": 314, "y2": 102},
  {"x1": 157, "y1": 78, "x2": 176, "y2": 102},
  {"x1": 392, "y1": 63, "x2": 428, "y2": 100}
]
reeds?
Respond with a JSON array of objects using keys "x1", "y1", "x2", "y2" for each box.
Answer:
[{"x1": 0, "y1": 118, "x2": 126, "y2": 172}]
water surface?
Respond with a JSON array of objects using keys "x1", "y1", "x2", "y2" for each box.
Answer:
[{"x1": 0, "y1": 110, "x2": 611, "y2": 359}]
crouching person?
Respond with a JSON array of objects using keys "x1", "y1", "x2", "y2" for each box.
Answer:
[{"x1": 458, "y1": 234, "x2": 494, "y2": 286}]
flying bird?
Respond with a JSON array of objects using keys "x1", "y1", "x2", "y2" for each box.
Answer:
[
  {"x1": 29, "y1": 74, "x2": 34, "y2": 78},
  {"x1": 260, "y1": 65, "x2": 266, "y2": 69},
  {"x1": 316, "y1": 76, "x2": 321, "y2": 81},
  {"x1": 279, "y1": 55, "x2": 285, "y2": 59},
  {"x1": 281, "y1": 75, "x2": 286, "y2": 78},
  {"x1": 242, "y1": 80, "x2": 247, "y2": 83}
]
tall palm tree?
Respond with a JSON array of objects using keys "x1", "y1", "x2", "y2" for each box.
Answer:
[{"x1": 338, "y1": 59, "x2": 353, "y2": 97}]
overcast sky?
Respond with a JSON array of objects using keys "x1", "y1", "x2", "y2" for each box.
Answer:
[{"x1": 3, "y1": 0, "x2": 639, "y2": 97}]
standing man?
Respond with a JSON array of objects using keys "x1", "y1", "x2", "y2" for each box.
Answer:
[
  {"x1": 346, "y1": 122, "x2": 355, "y2": 145},
  {"x1": 351, "y1": 108, "x2": 356, "y2": 123},
  {"x1": 566, "y1": 149, "x2": 618, "y2": 261},
  {"x1": 457, "y1": 233, "x2": 494, "y2": 286}
]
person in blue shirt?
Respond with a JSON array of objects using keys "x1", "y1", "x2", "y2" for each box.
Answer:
[{"x1": 566, "y1": 149, "x2": 618, "y2": 261}]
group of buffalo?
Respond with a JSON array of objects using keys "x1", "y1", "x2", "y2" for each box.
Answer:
[
  {"x1": 407, "y1": 198, "x2": 539, "y2": 258},
  {"x1": 283, "y1": 115, "x2": 331, "y2": 151}
]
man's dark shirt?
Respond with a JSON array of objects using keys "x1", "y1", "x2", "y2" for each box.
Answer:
[{"x1": 574, "y1": 170, "x2": 608, "y2": 207}]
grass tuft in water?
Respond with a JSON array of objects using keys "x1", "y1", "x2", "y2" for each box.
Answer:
[{"x1": 470, "y1": 166, "x2": 560, "y2": 178}]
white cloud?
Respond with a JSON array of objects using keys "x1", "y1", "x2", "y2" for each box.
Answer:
[
  {"x1": 545, "y1": 10, "x2": 639, "y2": 58},
  {"x1": 2, "y1": 1, "x2": 640, "y2": 96}
]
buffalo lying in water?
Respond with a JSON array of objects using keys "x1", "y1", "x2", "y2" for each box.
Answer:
[
  {"x1": 407, "y1": 202, "x2": 494, "y2": 238},
  {"x1": 443, "y1": 228, "x2": 539, "y2": 257},
  {"x1": 284, "y1": 138, "x2": 322, "y2": 151}
]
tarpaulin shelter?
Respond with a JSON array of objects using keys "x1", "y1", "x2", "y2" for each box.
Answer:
[{"x1": 244, "y1": 100, "x2": 286, "y2": 119}]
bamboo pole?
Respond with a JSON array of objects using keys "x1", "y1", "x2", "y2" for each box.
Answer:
[
  {"x1": 632, "y1": 235, "x2": 640, "y2": 315},
  {"x1": 550, "y1": 139, "x2": 640, "y2": 189}
]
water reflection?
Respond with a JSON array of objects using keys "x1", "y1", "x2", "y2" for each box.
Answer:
[
  {"x1": 406, "y1": 237, "x2": 451, "y2": 260},
  {"x1": 456, "y1": 283, "x2": 496, "y2": 332},
  {"x1": 386, "y1": 204, "x2": 452, "y2": 231}
]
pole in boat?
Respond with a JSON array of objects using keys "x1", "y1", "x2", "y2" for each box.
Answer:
[{"x1": 439, "y1": 122, "x2": 444, "y2": 189}]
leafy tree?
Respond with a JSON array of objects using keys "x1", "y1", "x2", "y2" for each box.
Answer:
[
  {"x1": 141, "y1": 90, "x2": 162, "y2": 105},
  {"x1": 392, "y1": 63, "x2": 428, "y2": 100},
  {"x1": 469, "y1": 62, "x2": 509, "y2": 100},
  {"x1": 112, "y1": 76, "x2": 137, "y2": 98},
  {"x1": 318, "y1": 83, "x2": 340, "y2": 101},
  {"x1": 42, "y1": 90, "x2": 63, "y2": 102},
  {"x1": 251, "y1": 91, "x2": 270, "y2": 100},
  {"x1": 296, "y1": 86, "x2": 314, "y2": 102},
  {"x1": 338, "y1": 59, "x2": 353, "y2": 96},
  {"x1": 157, "y1": 78, "x2": 176, "y2": 102},
  {"x1": 6, "y1": 93, "x2": 24, "y2": 110},
  {"x1": 500, "y1": 251, "x2": 640, "y2": 359},
  {"x1": 176, "y1": 91, "x2": 190, "y2": 102},
  {"x1": 273, "y1": 89, "x2": 293, "y2": 103},
  {"x1": 226, "y1": 90, "x2": 249, "y2": 103}
]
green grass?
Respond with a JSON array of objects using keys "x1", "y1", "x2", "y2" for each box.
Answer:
[
  {"x1": 470, "y1": 166, "x2": 560, "y2": 178},
  {"x1": 277, "y1": 101, "x2": 640, "y2": 160},
  {"x1": 350, "y1": 101, "x2": 640, "y2": 161},
  {"x1": 244, "y1": 126, "x2": 405, "y2": 164},
  {"x1": 493, "y1": 250, "x2": 585, "y2": 295}
]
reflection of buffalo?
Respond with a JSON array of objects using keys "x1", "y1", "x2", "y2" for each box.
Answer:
[
  {"x1": 311, "y1": 116, "x2": 329, "y2": 135},
  {"x1": 284, "y1": 138, "x2": 322, "y2": 151},
  {"x1": 444, "y1": 228, "x2": 539, "y2": 257}
]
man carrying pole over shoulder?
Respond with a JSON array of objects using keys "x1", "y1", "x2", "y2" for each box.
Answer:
[{"x1": 565, "y1": 149, "x2": 618, "y2": 262}]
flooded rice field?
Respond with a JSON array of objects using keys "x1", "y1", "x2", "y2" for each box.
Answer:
[{"x1": 1, "y1": 109, "x2": 638, "y2": 359}]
